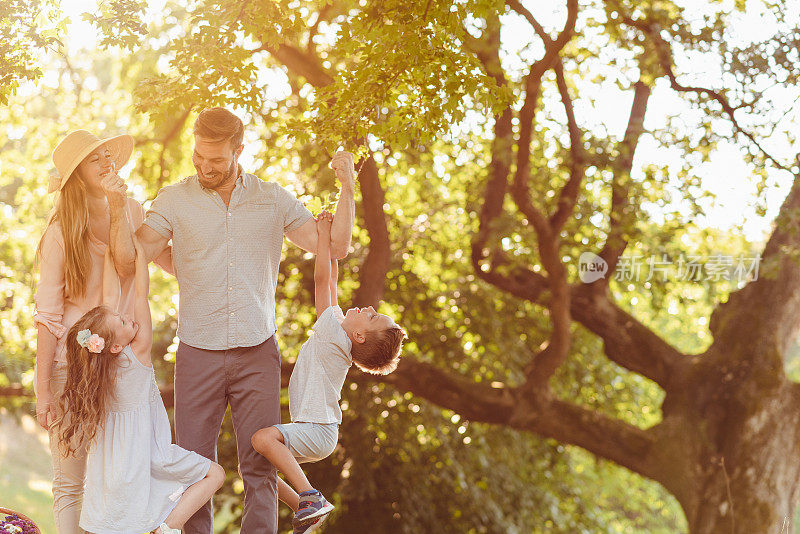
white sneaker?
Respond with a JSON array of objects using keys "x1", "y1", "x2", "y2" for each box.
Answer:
[{"x1": 157, "y1": 523, "x2": 181, "y2": 534}]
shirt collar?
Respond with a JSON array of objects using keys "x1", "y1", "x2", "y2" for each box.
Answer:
[{"x1": 236, "y1": 165, "x2": 247, "y2": 188}]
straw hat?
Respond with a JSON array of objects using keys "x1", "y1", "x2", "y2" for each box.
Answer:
[{"x1": 50, "y1": 130, "x2": 134, "y2": 193}]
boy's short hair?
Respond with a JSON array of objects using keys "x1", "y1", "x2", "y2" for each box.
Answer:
[
  {"x1": 351, "y1": 325, "x2": 405, "y2": 375},
  {"x1": 193, "y1": 107, "x2": 244, "y2": 149}
]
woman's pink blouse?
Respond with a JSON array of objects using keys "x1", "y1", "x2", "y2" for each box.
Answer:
[{"x1": 34, "y1": 197, "x2": 172, "y2": 362}]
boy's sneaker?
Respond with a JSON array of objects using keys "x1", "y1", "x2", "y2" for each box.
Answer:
[
  {"x1": 292, "y1": 512, "x2": 331, "y2": 533},
  {"x1": 292, "y1": 490, "x2": 334, "y2": 532}
]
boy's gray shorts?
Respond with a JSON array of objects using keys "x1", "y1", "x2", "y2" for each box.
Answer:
[{"x1": 274, "y1": 422, "x2": 339, "y2": 463}]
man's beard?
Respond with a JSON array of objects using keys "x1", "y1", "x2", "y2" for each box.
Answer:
[{"x1": 199, "y1": 158, "x2": 237, "y2": 188}]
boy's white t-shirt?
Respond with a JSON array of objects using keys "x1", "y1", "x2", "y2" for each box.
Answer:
[{"x1": 288, "y1": 305, "x2": 353, "y2": 424}]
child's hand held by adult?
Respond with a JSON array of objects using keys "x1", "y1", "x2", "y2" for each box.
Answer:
[{"x1": 316, "y1": 210, "x2": 333, "y2": 234}]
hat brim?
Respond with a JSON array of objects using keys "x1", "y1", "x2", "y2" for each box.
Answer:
[{"x1": 51, "y1": 134, "x2": 135, "y2": 193}]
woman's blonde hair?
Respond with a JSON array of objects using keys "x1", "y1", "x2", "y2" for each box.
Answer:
[
  {"x1": 51, "y1": 305, "x2": 119, "y2": 457},
  {"x1": 35, "y1": 171, "x2": 92, "y2": 299}
]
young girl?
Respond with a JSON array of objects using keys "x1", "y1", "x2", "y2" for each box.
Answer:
[{"x1": 50, "y1": 242, "x2": 224, "y2": 534}]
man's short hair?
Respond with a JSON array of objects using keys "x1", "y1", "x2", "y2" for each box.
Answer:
[
  {"x1": 193, "y1": 107, "x2": 244, "y2": 149},
  {"x1": 351, "y1": 325, "x2": 405, "y2": 375}
]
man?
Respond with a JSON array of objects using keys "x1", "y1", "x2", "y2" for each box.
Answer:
[{"x1": 105, "y1": 107, "x2": 356, "y2": 533}]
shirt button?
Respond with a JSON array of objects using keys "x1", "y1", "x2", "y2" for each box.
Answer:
[
  {"x1": 228, "y1": 287, "x2": 232, "y2": 291},
  {"x1": 228, "y1": 212, "x2": 232, "y2": 217},
  {"x1": 230, "y1": 312, "x2": 235, "y2": 316},
  {"x1": 229, "y1": 262, "x2": 234, "y2": 266}
]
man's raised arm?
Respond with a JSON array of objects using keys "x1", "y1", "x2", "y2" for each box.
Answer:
[
  {"x1": 329, "y1": 151, "x2": 356, "y2": 259},
  {"x1": 285, "y1": 151, "x2": 356, "y2": 258}
]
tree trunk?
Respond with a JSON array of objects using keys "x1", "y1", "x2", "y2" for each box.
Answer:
[{"x1": 662, "y1": 346, "x2": 800, "y2": 534}]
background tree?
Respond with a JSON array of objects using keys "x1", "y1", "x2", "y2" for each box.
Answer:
[{"x1": 2, "y1": 0, "x2": 800, "y2": 532}]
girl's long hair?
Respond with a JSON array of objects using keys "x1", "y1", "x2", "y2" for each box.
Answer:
[
  {"x1": 51, "y1": 306, "x2": 119, "y2": 457},
  {"x1": 35, "y1": 172, "x2": 91, "y2": 299}
]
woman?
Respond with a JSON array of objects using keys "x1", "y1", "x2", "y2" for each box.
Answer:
[{"x1": 33, "y1": 129, "x2": 172, "y2": 533}]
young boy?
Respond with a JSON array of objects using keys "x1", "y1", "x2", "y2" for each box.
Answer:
[{"x1": 251, "y1": 210, "x2": 405, "y2": 533}]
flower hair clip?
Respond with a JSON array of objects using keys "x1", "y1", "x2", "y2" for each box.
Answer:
[{"x1": 76, "y1": 329, "x2": 105, "y2": 354}]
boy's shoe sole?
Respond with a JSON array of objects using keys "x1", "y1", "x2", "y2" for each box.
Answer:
[
  {"x1": 309, "y1": 510, "x2": 332, "y2": 532},
  {"x1": 296, "y1": 502, "x2": 335, "y2": 523},
  {"x1": 293, "y1": 510, "x2": 332, "y2": 534}
]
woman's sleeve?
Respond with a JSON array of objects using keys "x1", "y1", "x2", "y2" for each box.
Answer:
[{"x1": 33, "y1": 227, "x2": 68, "y2": 339}]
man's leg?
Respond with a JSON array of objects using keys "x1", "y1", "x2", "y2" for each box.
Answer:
[
  {"x1": 228, "y1": 336, "x2": 282, "y2": 533},
  {"x1": 175, "y1": 342, "x2": 228, "y2": 534}
]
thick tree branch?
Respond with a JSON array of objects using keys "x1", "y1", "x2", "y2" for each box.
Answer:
[
  {"x1": 259, "y1": 36, "x2": 387, "y2": 307},
  {"x1": 367, "y1": 353, "x2": 661, "y2": 485},
  {"x1": 510, "y1": 395, "x2": 659, "y2": 482},
  {"x1": 472, "y1": 74, "x2": 671, "y2": 395},
  {"x1": 507, "y1": 0, "x2": 578, "y2": 248},
  {"x1": 571, "y1": 283, "x2": 684, "y2": 389},
  {"x1": 261, "y1": 43, "x2": 334, "y2": 87},
  {"x1": 549, "y1": 62, "x2": 584, "y2": 232},
  {"x1": 521, "y1": 282, "x2": 571, "y2": 391},
  {"x1": 500, "y1": 0, "x2": 579, "y2": 389},
  {"x1": 379, "y1": 358, "x2": 516, "y2": 422},
  {"x1": 0, "y1": 384, "x2": 30, "y2": 397},
  {"x1": 598, "y1": 80, "x2": 651, "y2": 274},
  {"x1": 472, "y1": 255, "x2": 550, "y2": 303},
  {"x1": 470, "y1": 85, "x2": 550, "y2": 300},
  {"x1": 709, "y1": 166, "x2": 800, "y2": 360},
  {"x1": 352, "y1": 155, "x2": 392, "y2": 306},
  {"x1": 470, "y1": 11, "x2": 515, "y2": 278},
  {"x1": 507, "y1": 0, "x2": 578, "y2": 267},
  {"x1": 509, "y1": 61, "x2": 553, "y2": 247},
  {"x1": 480, "y1": 273, "x2": 684, "y2": 390},
  {"x1": 507, "y1": 0, "x2": 577, "y2": 57}
]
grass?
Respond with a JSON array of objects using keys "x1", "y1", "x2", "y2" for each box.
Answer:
[{"x1": 0, "y1": 409, "x2": 56, "y2": 533}]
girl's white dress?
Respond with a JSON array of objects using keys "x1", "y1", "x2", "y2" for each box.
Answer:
[{"x1": 79, "y1": 344, "x2": 211, "y2": 534}]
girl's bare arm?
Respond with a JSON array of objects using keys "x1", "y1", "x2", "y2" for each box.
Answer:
[
  {"x1": 130, "y1": 239, "x2": 153, "y2": 361},
  {"x1": 102, "y1": 249, "x2": 121, "y2": 310}
]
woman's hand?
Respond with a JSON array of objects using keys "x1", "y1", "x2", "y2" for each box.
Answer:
[
  {"x1": 36, "y1": 389, "x2": 54, "y2": 430},
  {"x1": 100, "y1": 167, "x2": 128, "y2": 209}
]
